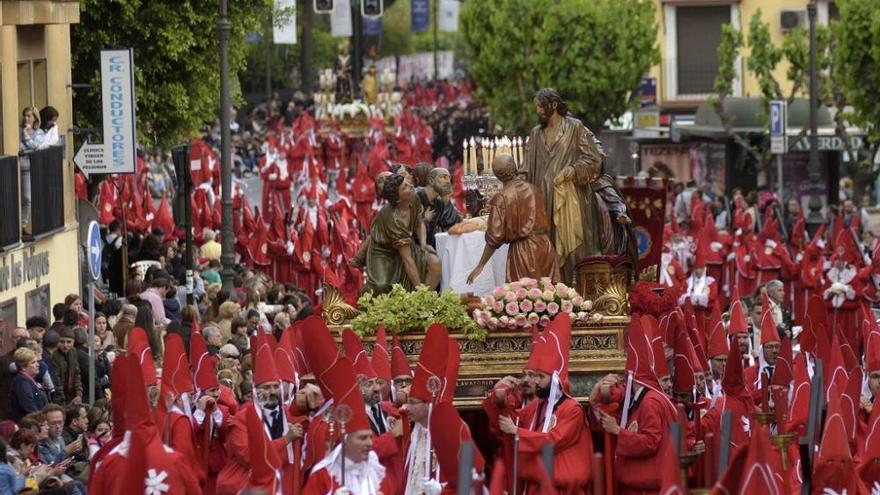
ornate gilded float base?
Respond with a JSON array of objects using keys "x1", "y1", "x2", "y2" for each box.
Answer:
[
  {"x1": 336, "y1": 316, "x2": 627, "y2": 409},
  {"x1": 575, "y1": 257, "x2": 633, "y2": 317}
]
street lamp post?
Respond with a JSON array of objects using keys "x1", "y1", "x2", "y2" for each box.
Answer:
[
  {"x1": 218, "y1": 0, "x2": 235, "y2": 293},
  {"x1": 805, "y1": 0, "x2": 823, "y2": 230}
]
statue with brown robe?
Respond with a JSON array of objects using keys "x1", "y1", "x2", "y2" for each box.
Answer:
[
  {"x1": 522, "y1": 88, "x2": 638, "y2": 281},
  {"x1": 467, "y1": 153, "x2": 560, "y2": 285}
]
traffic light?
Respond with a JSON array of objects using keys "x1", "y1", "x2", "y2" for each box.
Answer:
[
  {"x1": 314, "y1": 0, "x2": 334, "y2": 14},
  {"x1": 362, "y1": 0, "x2": 383, "y2": 17}
]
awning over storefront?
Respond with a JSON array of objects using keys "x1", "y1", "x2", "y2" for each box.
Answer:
[{"x1": 680, "y1": 97, "x2": 834, "y2": 139}]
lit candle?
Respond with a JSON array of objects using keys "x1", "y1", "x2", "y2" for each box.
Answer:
[
  {"x1": 462, "y1": 140, "x2": 470, "y2": 176},
  {"x1": 469, "y1": 137, "x2": 477, "y2": 176}
]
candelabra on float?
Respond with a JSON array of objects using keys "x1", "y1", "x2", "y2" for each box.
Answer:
[{"x1": 461, "y1": 135, "x2": 526, "y2": 215}]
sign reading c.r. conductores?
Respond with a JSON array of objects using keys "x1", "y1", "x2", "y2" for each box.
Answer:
[{"x1": 100, "y1": 48, "x2": 137, "y2": 175}]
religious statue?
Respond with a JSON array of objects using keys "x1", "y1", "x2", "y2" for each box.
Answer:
[
  {"x1": 335, "y1": 39, "x2": 354, "y2": 103},
  {"x1": 521, "y1": 88, "x2": 638, "y2": 281},
  {"x1": 467, "y1": 153, "x2": 560, "y2": 285},
  {"x1": 417, "y1": 167, "x2": 462, "y2": 248},
  {"x1": 362, "y1": 65, "x2": 379, "y2": 105},
  {"x1": 364, "y1": 174, "x2": 441, "y2": 294}
]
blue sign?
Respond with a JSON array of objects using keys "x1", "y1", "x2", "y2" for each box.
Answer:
[
  {"x1": 770, "y1": 100, "x2": 785, "y2": 137},
  {"x1": 638, "y1": 77, "x2": 657, "y2": 107},
  {"x1": 411, "y1": 0, "x2": 429, "y2": 33},
  {"x1": 87, "y1": 221, "x2": 102, "y2": 281},
  {"x1": 363, "y1": 15, "x2": 383, "y2": 36}
]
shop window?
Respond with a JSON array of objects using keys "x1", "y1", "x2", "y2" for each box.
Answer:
[
  {"x1": 0, "y1": 155, "x2": 21, "y2": 248},
  {"x1": 26, "y1": 284, "x2": 50, "y2": 320},
  {"x1": 0, "y1": 298, "x2": 18, "y2": 356},
  {"x1": 28, "y1": 145, "x2": 64, "y2": 237}
]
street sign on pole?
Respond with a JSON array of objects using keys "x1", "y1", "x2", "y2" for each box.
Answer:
[
  {"x1": 87, "y1": 221, "x2": 102, "y2": 281},
  {"x1": 770, "y1": 100, "x2": 787, "y2": 154}
]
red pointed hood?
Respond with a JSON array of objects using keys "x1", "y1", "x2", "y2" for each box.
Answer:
[
  {"x1": 787, "y1": 352, "x2": 811, "y2": 437},
  {"x1": 672, "y1": 326, "x2": 696, "y2": 394},
  {"x1": 279, "y1": 325, "x2": 303, "y2": 378},
  {"x1": 825, "y1": 331, "x2": 850, "y2": 401},
  {"x1": 342, "y1": 328, "x2": 377, "y2": 380},
  {"x1": 814, "y1": 384, "x2": 861, "y2": 493},
  {"x1": 410, "y1": 324, "x2": 448, "y2": 402},
  {"x1": 441, "y1": 337, "x2": 460, "y2": 404},
  {"x1": 760, "y1": 291, "x2": 780, "y2": 345},
  {"x1": 250, "y1": 331, "x2": 280, "y2": 386},
  {"x1": 273, "y1": 333, "x2": 297, "y2": 385},
  {"x1": 770, "y1": 336, "x2": 793, "y2": 389},
  {"x1": 841, "y1": 367, "x2": 863, "y2": 445},
  {"x1": 160, "y1": 333, "x2": 194, "y2": 397},
  {"x1": 864, "y1": 322, "x2": 880, "y2": 372},
  {"x1": 801, "y1": 294, "x2": 829, "y2": 356},
  {"x1": 390, "y1": 334, "x2": 411, "y2": 379},
  {"x1": 189, "y1": 331, "x2": 219, "y2": 392},
  {"x1": 246, "y1": 403, "x2": 281, "y2": 491},
  {"x1": 707, "y1": 304, "x2": 729, "y2": 358},
  {"x1": 109, "y1": 354, "x2": 129, "y2": 437},
  {"x1": 372, "y1": 325, "x2": 393, "y2": 383},
  {"x1": 693, "y1": 236, "x2": 708, "y2": 268},
  {"x1": 127, "y1": 327, "x2": 157, "y2": 386},
  {"x1": 727, "y1": 287, "x2": 749, "y2": 336},
  {"x1": 625, "y1": 316, "x2": 662, "y2": 391},
  {"x1": 124, "y1": 350, "x2": 156, "y2": 430},
  {"x1": 722, "y1": 334, "x2": 747, "y2": 398},
  {"x1": 738, "y1": 423, "x2": 783, "y2": 493},
  {"x1": 644, "y1": 315, "x2": 670, "y2": 380},
  {"x1": 832, "y1": 224, "x2": 862, "y2": 267},
  {"x1": 154, "y1": 193, "x2": 176, "y2": 239},
  {"x1": 524, "y1": 313, "x2": 572, "y2": 381},
  {"x1": 859, "y1": 394, "x2": 880, "y2": 475},
  {"x1": 305, "y1": 323, "x2": 371, "y2": 433}
]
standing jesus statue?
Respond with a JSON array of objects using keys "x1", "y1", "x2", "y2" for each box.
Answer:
[{"x1": 522, "y1": 88, "x2": 639, "y2": 283}]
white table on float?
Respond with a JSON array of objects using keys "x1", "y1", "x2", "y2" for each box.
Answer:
[{"x1": 435, "y1": 231, "x2": 509, "y2": 296}]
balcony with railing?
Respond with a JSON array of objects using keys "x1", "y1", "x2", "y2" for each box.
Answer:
[{"x1": 0, "y1": 143, "x2": 66, "y2": 249}]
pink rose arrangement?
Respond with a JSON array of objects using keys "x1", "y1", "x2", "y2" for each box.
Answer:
[{"x1": 472, "y1": 277, "x2": 597, "y2": 331}]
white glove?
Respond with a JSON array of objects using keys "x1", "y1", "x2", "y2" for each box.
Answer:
[
  {"x1": 817, "y1": 239, "x2": 826, "y2": 249},
  {"x1": 285, "y1": 241, "x2": 294, "y2": 256},
  {"x1": 145, "y1": 213, "x2": 155, "y2": 222},
  {"x1": 735, "y1": 228, "x2": 743, "y2": 237},
  {"x1": 744, "y1": 255, "x2": 751, "y2": 263},
  {"x1": 321, "y1": 246, "x2": 331, "y2": 259},
  {"x1": 726, "y1": 252, "x2": 736, "y2": 262},
  {"x1": 796, "y1": 253, "x2": 803, "y2": 263},
  {"x1": 765, "y1": 239, "x2": 777, "y2": 250},
  {"x1": 830, "y1": 282, "x2": 847, "y2": 294},
  {"x1": 710, "y1": 242, "x2": 723, "y2": 252},
  {"x1": 423, "y1": 479, "x2": 443, "y2": 495},
  {"x1": 269, "y1": 173, "x2": 278, "y2": 181}
]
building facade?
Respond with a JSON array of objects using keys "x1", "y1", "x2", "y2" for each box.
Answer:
[{"x1": 0, "y1": 1, "x2": 81, "y2": 350}]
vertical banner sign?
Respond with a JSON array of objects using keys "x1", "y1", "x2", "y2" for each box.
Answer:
[
  {"x1": 619, "y1": 178, "x2": 668, "y2": 279},
  {"x1": 363, "y1": 15, "x2": 382, "y2": 36},
  {"x1": 100, "y1": 49, "x2": 137, "y2": 174},
  {"x1": 274, "y1": 0, "x2": 298, "y2": 45},
  {"x1": 411, "y1": 0, "x2": 429, "y2": 33},
  {"x1": 331, "y1": 0, "x2": 353, "y2": 37},
  {"x1": 438, "y1": 0, "x2": 460, "y2": 33}
]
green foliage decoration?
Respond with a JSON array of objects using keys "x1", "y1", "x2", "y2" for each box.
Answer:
[{"x1": 351, "y1": 285, "x2": 486, "y2": 340}]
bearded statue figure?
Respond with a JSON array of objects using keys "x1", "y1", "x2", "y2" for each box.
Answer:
[
  {"x1": 416, "y1": 166, "x2": 462, "y2": 248},
  {"x1": 521, "y1": 88, "x2": 639, "y2": 283}
]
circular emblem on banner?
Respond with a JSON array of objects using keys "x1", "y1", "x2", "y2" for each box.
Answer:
[{"x1": 635, "y1": 226, "x2": 652, "y2": 260}]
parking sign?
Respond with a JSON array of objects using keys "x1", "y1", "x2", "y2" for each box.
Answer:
[{"x1": 770, "y1": 100, "x2": 786, "y2": 154}]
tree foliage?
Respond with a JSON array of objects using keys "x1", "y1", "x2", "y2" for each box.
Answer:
[
  {"x1": 461, "y1": 0, "x2": 659, "y2": 133},
  {"x1": 712, "y1": 10, "x2": 830, "y2": 170},
  {"x1": 72, "y1": 0, "x2": 277, "y2": 147},
  {"x1": 833, "y1": 0, "x2": 880, "y2": 167}
]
